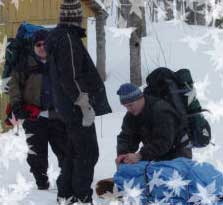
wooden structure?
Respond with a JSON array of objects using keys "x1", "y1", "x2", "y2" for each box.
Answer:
[
  {"x1": 0, "y1": 0, "x2": 106, "y2": 131},
  {"x1": 0, "y1": 0, "x2": 106, "y2": 43}
]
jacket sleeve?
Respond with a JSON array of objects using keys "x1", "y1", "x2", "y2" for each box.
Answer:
[
  {"x1": 8, "y1": 70, "x2": 24, "y2": 106},
  {"x1": 117, "y1": 114, "x2": 140, "y2": 155},
  {"x1": 53, "y1": 33, "x2": 82, "y2": 103},
  {"x1": 139, "y1": 105, "x2": 177, "y2": 160}
]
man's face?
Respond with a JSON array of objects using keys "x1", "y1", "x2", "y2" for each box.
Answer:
[
  {"x1": 34, "y1": 40, "x2": 47, "y2": 60},
  {"x1": 123, "y1": 97, "x2": 145, "y2": 116}
]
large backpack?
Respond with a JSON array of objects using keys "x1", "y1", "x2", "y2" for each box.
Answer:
[
  {"x1": 2, "y1": 22, "x2": 47, "y2": 79},
  {"x1": 2, "y1": 22, "x2": 48, "y2": 126},
  {"x1": 144, "y1": 67, "x2": 211, "y2": 148}
]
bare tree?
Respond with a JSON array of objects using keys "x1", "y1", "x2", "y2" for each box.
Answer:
[
  {"x1": 149, "y1": 0, "x2": 207, "y2": 26},
  {"x1": 194, "y1": 2, "x2": 206, "y2": 25},
  {"x1": 118, "y1": 0, "x2": 146, "y2": 86},
  {"x1": 96, "y1": 13, "x2": 107, "y2": 81},
  {"x1": 92, "y1": 0, "x2": 109, "y2": 81},
  {"x1": 164, "y1": 0, "x2": 174, "y2": 20},
  {"x1": 130, "y1": 30, "x2": 142, "y2": 86}
]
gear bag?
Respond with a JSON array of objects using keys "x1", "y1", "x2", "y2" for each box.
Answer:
[{"x1": 144, "y1": 67, "x2": 211, "y2": 148}]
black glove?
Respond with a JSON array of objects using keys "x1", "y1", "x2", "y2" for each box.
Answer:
[{"x1": 11, "y1": 102, "x2": 30, "y2": 120}]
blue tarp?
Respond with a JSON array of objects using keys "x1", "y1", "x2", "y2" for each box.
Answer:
[{"x1": 114, "y1": 158, "x2": 223, "y2": 204}]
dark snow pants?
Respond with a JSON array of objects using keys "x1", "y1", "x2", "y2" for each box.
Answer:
[
  {"x1": 56, "y1": 122, "x2": 99, "y2": 203},
  {"x1": 23, "y1": 117, "x2": 67, "y2": 187}
]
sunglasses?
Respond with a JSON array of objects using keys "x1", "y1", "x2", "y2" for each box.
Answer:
[{"x1": 35, "y1": 42, "x2": 45, "y2": 47}]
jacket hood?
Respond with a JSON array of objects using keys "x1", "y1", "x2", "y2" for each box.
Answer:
[
  {"x1": 57, "y1": 24, "x2": 86, "y2": 38},
  {"x1": 46, "y1": 24, "x2": 86, "y2": 55}
]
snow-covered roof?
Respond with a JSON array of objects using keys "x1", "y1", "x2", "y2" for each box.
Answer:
[
  {"x1": 83, "y1": 0, "x2": 107, "y2": 14},
  {"x1": 92, "y1": 0, "x2": 106, "y2": 10}
]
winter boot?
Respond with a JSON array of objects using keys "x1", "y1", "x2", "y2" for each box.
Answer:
[
  {"x1": 32, "y1": 171, "x2": 49, "y2": 190},
  {"x1": 37, "y1": 180, "x2": 50, "y2": 190}
]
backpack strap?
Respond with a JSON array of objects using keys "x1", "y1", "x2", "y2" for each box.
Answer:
[
  {"x1": 165, "y1": 78, "x2": 187, "y2": 116},
  {"x1": 164, "y1": 78, "x2": 193, "y2": 149}
]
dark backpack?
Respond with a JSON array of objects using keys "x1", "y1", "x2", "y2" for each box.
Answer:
[
  {"x1": 2, "y1": 22, "x2": 47, "y2": 79},
  {"x1": 144, "y1": 67, "x2": 211, "y2": 148}
]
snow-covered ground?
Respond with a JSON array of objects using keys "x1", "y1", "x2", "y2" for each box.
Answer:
[{"x1": 0, "y1": 19, "x2": 223, "y2": 204}]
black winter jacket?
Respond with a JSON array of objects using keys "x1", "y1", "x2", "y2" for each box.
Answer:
[
  {"x1": 46, "y1": 24, "x2": 111, "y2": 122},
  {"x1": 117, "y1": 95, "x2": 192, "y2": 161}
]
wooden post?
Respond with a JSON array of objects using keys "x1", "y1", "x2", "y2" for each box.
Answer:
[
  {"x1": 118, "y1": 0, "x2": 146, "y2": 86},
  {"x1": 96, "y1": 13, "x2": 107, "y2": 81},
  {"x1": 130, "y1": 30, "x2": 142, "y2": 86}
]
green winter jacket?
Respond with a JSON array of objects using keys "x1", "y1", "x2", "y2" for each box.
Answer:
[
  {"x1": 9, "y1": 55, "x2": 42, "y2": 107},
  {"x1": 8, "y1": 55, "x2": 61, "y2": 120}
]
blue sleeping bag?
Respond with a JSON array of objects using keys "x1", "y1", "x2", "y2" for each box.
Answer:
[{"x1": 114, "y1": 157, "x2": 223, "y2": 205}]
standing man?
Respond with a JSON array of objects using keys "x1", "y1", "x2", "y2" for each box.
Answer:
[
  {"x1": 8, "y1": 30, "x2": 67, "y2": 190},
  {"x1": 46, "y1": 0, "x2": 112, "y2": 204},
  {"x1": 116, "y1": 83, "x2": 192, "y2": 165}
]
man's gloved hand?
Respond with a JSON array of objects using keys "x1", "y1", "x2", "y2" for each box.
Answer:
[
  {"x1": 74, "y1": 92, "x2": 95, "y2": 127},
  {"x1": 23, "y1": 105, "x2": 41, "y2": 120},
  {"x1": 11, "y1": 102, "x2": 30, "y2": 120}
]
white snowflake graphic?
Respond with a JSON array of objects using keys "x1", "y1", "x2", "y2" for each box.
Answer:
[
  {"x1": 0, "y1": 125, "x2": 35, "y2": 169},
  {"x1": 165, "y1": 170, "x2": 190, "y2": 197},
  {"x1": 0, "y1": 35, "x2": 7, "y2": 64},
  {"x1": 148, "y1": 197, "x2": 170, "y2": 205},
  {"x1": 194, "y1": 75, "x2": 210, "y2": 101},
  {"x1": 205, "y1": 41, "x2": 223, "y2": 71},
  {"x1": 0, "y1": 77, "x2": 11, "y2": 94},
  {"x1": 181, "y1": 35, "x2": 206, "y2": 52},
  {"x1": 188, "y1": 181, "x2": 218, "y2": 205},
  {"x1": 0, "y1": 173, "x2": 33, "y2": 205},
  {"x1": 11, "y1": 0, "x2": 21, "y2": 10},
  {"x1": 0, "y1": 0, "x2": 4, "y2": 6},
  {"x1": 147, "y1": 169, "x2": 165, "y2": 192},
  {"x1": 57, "y1": 196, "x2": 74, "y2": 205},
  {"x1": 122, "y1": 179, "x2": 144, "y2": 205}
]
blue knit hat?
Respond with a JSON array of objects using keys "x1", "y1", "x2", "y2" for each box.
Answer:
[
  {"x1": 117, "y1": 83, "x2": 143, "y2": 104},
  {"x1": 33, "y1": 29, "x2": 49, "y2": 44}
]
